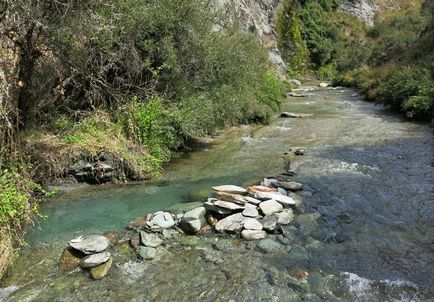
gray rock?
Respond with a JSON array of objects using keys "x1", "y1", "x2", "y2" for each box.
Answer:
[
  {"x1": 274, "y1": 181, "x2": 303, "y2": 191},
  {"x1": 290, "y1": 79, "x2": 301, "y2": 86},
  {"x1": 259, "y1": 200, "x2": 283, "y2": 216},
  {"x1": 257, "y1": 238, "x2": 284, "y2": 253},
  {"x1": 339, "y1": 0, "x2": 378, "y2": 26},
  {"x1": 255, "y1": 192, "x2": 296, "y2": 206},
  {"x1": 213, "y1": 192, "x2": 246, "y2": 205},
  {"x1": 212, "y1": 185, "x2": 247, "y2": 194},
  {"x1": 241, "y1": 230, "x2": 267, "y2": 240},
  {"x1": 166, "y1": 201, "x2": 203, "y2": 215},
  {"x1": 277, "y1": 187, "x2": 287, "y2": 196},
  {"x1": 213, "y1": 239, "x2": 236, "y2": 252},
  {"x1": 261, "y1": 215, "x2": 278, "y2": 232},
  {"x1": 215, "y1": 213, "x2": 246, "y2": 233},
  {"x1": 90, "y1": 257, "x2": 113, "y2": 280},
  {"x1": 243, "y1": 218, "x2": 263, "y2": 230},
  {"x1": 204, "y1": 200, "x2": 233, "y2": 215},
  {"x1": 140, "y1": 231, "x2": 163, "y2": 247},
  {"x1": 68, "y1": 235, "x2": 109, "y2": 255},
  {"x1": 214, "y1": 200, "x2": 245, "y2": 211},
  {"x1": 276, "y1": 209, "x2": 294, "y2": 225},
  {"x1": 319, "y1": 82, "x2": 329, "y2": 88},
  {"x1": 80, "y1": 251, "x2": 111, "y2": 268},
  {"x1": 151, "y1": 212, "x2": 175, "y2": 229},
  {"x1": 137, "y1": 246, "x2": 157, "y2": 260},
  {"x1": 244, "y1": 196, "x2": 262, "y2": 205},
  {"x1": 179, "y1": 207, "x2": 206, "y2": 234},
  {"x1": 242, "y1": 207, "x2": 259, "y2": 218}
]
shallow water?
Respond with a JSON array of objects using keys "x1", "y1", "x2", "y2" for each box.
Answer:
[{"x1": 2, "y1": 85, "x2": 433, "y2": 301}]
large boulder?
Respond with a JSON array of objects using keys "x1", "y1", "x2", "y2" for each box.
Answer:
[
  {"x1": 259, "y1": 200, "x2": 283, "y2": 216},
  {"x1": 90, "y1": 257, "x2": 113, "y2": 280},
  {"x1": 215, "y1": 213, "x2": 247, "y2": 234},
  {"x1": 179, "y1": 207, "x2": 206, "y2": 234},
  {"x1": 80, "y1": 252, "x2": 111, "y2": 268},
  {"x1": 68, "y1": 235, "x2": 109, "y2": 255}
]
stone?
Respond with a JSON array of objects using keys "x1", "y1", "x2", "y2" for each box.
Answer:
[
  {"x1": 244, "y1": 196, "x2": 262, "y2": 205},
  {"x1": 212, "y1": 185, "x2": 247, "y2": 195},
  {"x1": 213, "y1": 192, "x2": 246, "y2": 205},
  {"x1": 276, "y1": 209, "x2": 294, "y2": 225},
  {"x1": 277, "y1": 187, "x2": 287, "y2": 196},
  {"x1": 137, "y1": 246, "x2": 157, "y2": 260},
  {"x1": 68, "y1": 235, "x2": 109, "y2": 255},
  {"x1": 59, "y1": 248, "x2": 82, "y2": 272},
  {"x1": 80, "y1": 251, "x2": 111, "y2": 268},
  {"x1": 280, "y1": 112, "x2": 313, "y2": 118},
  {"x1": 261, "y1": 215, "x2": 278, "y2": 232},
  {"x1": 215, "y1": 213, "x2": 246, "y2": 233},
  {"x1": 213, "y1": 239, "x2": 236, "y2": 252},
  {"x1": 319, "y1": 82, "x2": 329, "y2": 88},
  {"x1": 127, "y1": 215, "x2": 148, "y2": 230},
  {"x1": 179, "y1": 207, "x2": 206, "y2": 234},
  {"x1": 294, "y1": 148, "x2": 305, "y2": 156},
  {"x1": 257, "y1": 238, "x2": 284, "y2": 253},
  {"x1": 140, "y1": 231, "x2": 163, "y2": 248},
  {"x1": 214, "y1": 200, "x2": 245, "y2": 211},
  {"x1": 90, "y1": 257, "x2": 113, "y2": 280},
  {"x1": 259, "y1": 200, "x2": 283, "y2": 216},
  {"x1": 241, "y1": 230, "x2": 267, "y2": 240},
  {"x1": 130, "y1": 233, "x2": 140, "y2": 250},
  {"x1": 339, "y1": 0, "x2": 378, "y2": 26},
  {"x1": 204, "y1": 200, "x2": 233, "y2": 215},
  {"x1": 242, "y1": 207, "x2": 259, "y2": 218},
  {"x1": 151, "y1": 212, "x2": 175, "y2": 229},
  {"x1": 104, "y1": 231, "x2": 118, "y2": 245},
  {"x1": 290, "y1": 79, "x2": 301, "y2": 86},
  {"x1": 274, "y1": 181, "x2": 303, "y2": 191},
  {"x1": 243, "y1": 218, "x2": 263, "y2": 230},
  {"x1": 255, "y1": 192, "x2": 296, "y2": 206},
  {"x1": 247, "y1": 185, "x2": 277, "y2": 193}
]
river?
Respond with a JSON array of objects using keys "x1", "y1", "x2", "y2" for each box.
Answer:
[{"x1": 1, "y1": 84, "x2": 433, "y2": 301}]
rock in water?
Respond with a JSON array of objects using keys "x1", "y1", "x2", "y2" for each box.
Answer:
[
  {"x1": 179, "y1": 207, "x2": 206, "y2": 234},
  {"x1": 274, "y1": 181, "x2": 303, "y2": 191},
  {"x1": 213, "y1": 192, "x2": 246, "y2": 205},
  {"x1": 90, "y1": 257, "x2": 113, "y2": 280},
  {"x1": 137, "y1": 246, "x2": 156, "y2": 260},
  {"x1": 243, "y1": 218, "x2": 263, "y2": 230},
  {"x1": 215, "y1": 213, "x2": 247, "y2": 233},
  {"x1": 59, "y1": 248, "x2": 83, "y2": 272},
  {"x1": 319, "y1": 82, "x2": 329, "y2": 88},
  {"x1": 151, "y1": 212, "x2": 175, "y2": 229},
  {"x1": 204, "y1": 200, "x2": 233, "y2": 215},
  {"x1": 68, "y1": 235, "x2": 109, "y2": 254},
  {"x1": 261, "y1": 215, "x2": 278, "y2": 232},
  {"x1": 242, "y1": 207, "x2": 259, "y2": 218},
  {"x1": 290, "y1": 79, "x2": 301, "y2": 87},
  {"x1": 255, "y1": 191, "x2": 296, "y2": 206},
  {"x1": 214, "y1": 200, "x2": 245, "y2": 211},
  {"x1": 257, "y1": 239, "x2": 284, "y2": 253},
  {"x1": 140, "y1": 231, "x2": 163, "y2": 248},
  {"x1": 80, "y1": 252, "x2": 111, "y2": 268},
  {"x1": 259, "y1": 200, "x2": 283, "y2": 216},
  {"x1": 212, "y1": 185, "x2": 247, "y2": 195},
  {"x1": 276, "y1": 209, "x2": 294, "y2": 225},
  {"x1": 241, "y1": 230, "x2": 267, "y2": 240}
]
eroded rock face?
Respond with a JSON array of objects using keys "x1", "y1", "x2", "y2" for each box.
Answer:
[
  {"x1": 339, "y1": 0, "x2": 378, "y2": 26},
  {"x1": 215, "y1": 0, "x2": 286, "y2": 77}
]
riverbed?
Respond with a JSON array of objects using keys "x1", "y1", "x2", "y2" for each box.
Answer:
[{"x1": 1, "y1": 84, "x2": 433, "y2": 301}]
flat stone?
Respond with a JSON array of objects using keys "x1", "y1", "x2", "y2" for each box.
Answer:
[
  {"x1": 255, "y1": 192, "x2": 296, "y2": 206},
  {"x1": 151, "y1": 212, "x2": 175, "y2": 229},
  {"x1": 241, "y1": 230, "x2": 267, "y2": 240},
  {"x1": 261, "y1": 215, "x2": 278, "y2": 232},
  {"x1": 215, "y1": 213, "x2": 246, "y2": 234},
  {"x1": 242, "y1": 207, "x2": 259, "y2": 218},
  {"x1": 259, "y1": 200, "x2": 283, "y2": 216},
  {"x1": 68, "y1": 235, "x2": 109, "y2": 255},
  {"x1": 247, "y1": 186, "x2": 277, "y2": 193},
  {"x1": 257, "y1": 238, "x2": 284, "y2": 253},
  {"x1": 214, "y1": 200, "x2": 245, "y2": 211},
  {"x1": 90, "y1": 257, "x2": 113, "y2": 280},
  {"x1": 274, "y1": 181, "x2": 303, "y2": 191},
  {"x1": 179, "y1": 207, "x2": 206, "y2": 234},
  {"x1": 59, "y1": 248, "x2": 82, "y2": 272},
  {"x1": 140, "y1": 231, "x2": 163, "y2": 247},
  {"x1": 243, "y1": 218, "x2": 263, "y2": 230},
  {"x1": 213, "y1": 192, "x2": 246, "y2": 205},
  {"x1": 204, "y1": 200, "x2": 233, "y2": 215},
  {"x1": 276, "y1": 209, "x2": 294, "y2": 225},
  {"x1": 80, "y1": 252, "x2": 111, "y2": 268},
  {"x1": 212, "y1": 185, "x2": 247, "y2": 195},
  {"x1": 244, "y1": 196, "x2": 262, "y2": 205},
  {"x1": 137, "y1": 246, "x2": 157, "y2": 260}
]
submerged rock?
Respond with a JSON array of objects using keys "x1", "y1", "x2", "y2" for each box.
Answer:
[
  {"x1": 137, "y1": 246, "x2": 157, "y2": 260},
  {"x1": 257, "y1": 238, "x2": 284, "y2": 254},
  {"x1": 68, "y1": 235, "x2": 109, "y2": 255},
  {"x1": 90, "y1": 257, "x2": 113, "y2": 280},
  {"x1": 259, "y1": 200, "x2": 283, "y2": 216},
  {"x1": 80, "y1": 252, "x2": 111, "y2": 268},
  {"x1": 59, "y1": 248, "x2": 83, "y2": 272},
  {"x1": 179, "y1": 207, "x2": 206, "y2": 234},
  {"x1": 261, "y1": 215, "x2": 279, "y2": 232},
  {"x1": 212, "y1": 185, "x2": 247, "y2": 195},
  {"x1": 241, "y1": 230, "x2": 267, "y2": 240},
  {"x1": 276, "y1": 209, "x2": 294, "y2": 225}
]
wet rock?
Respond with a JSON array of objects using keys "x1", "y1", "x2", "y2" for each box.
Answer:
[
  {"x1": 213, "y1": 239, "x2": 236, "y2": 252},
  {"x1": 294, "y1": 148, "x2": 305, "y2": 156},
  {"x1": 130, "y1": 233, "x2": 140, "y2": 250},
  {"x1": 319, "y1": 82, "x2": 329, "y2": 88},
  {"x1": 288, "y1": 246, "x2": 310, "y2": 262},
  {"x1": 214, "y1": 200, "x2": 245, "y2": 211},
  {"x1": 179, "y1": 207, "x2": 206, "y2": 234},
  {"x1": 241, "y1": 230, "x2": 267, "y2": 240},
  {"x1": 257, "y1": 238, "x2": 283, "y2": 253},
  {"x1": 259, "y1": 200, "x2": 283, "y2": 216},
  {"x1": 215, "y1": 213, "x2": 246, "y2": 233},
  {"x1": 80, "y1": 251, "x2": 111, "y2": 268},
  {"x1": 137, "y1": 246, "x2": 157, "y2": 260},
  {"x1": 281, "y1": 112, "x2": 313, "y2": 118},
  {"x1": 295, "y1": 213, "x2": 321, "y2": 235},
  {"x1": 255, "y1": 192, "x2": 296, "y2": 206},
  {"x1": 213, "y1": 192, "x2": 246, "y2": 205},
  {"x1": 212, "y1": 185, "x2": 247, "y2": 195},
  {"x1": 274, "y1": 181, "x2": 303, "y2": 191},
  {"x1": 276, "y1": 209, "x2": 294, "y2": 225},
  {"x1": 151, "y1": 212, "x2": 175, "y2": 229},
  {"x1": 90, "y1": 257, "x2": 113, "y2": 280},
  {"x1": 261, "y1": 215, "x2": 278, "y2": 232},
  {"x1": 243, "y1": 218, "x2": 263, "y2": 230},
  {"x1": 59, "y1": 248, "x2": 83, "y2": 272},
  {"x1": 68, "y1": 235, "x2": 109, "y2": 255},
  {"x1": 140, "y1": 231, "x2": 163, "y2": 248},
  {"x1": 242, "y1": 207, "x2": 259, "y2": 218}
]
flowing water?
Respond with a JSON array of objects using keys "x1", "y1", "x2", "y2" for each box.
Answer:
[{"x1": 1, "y1": 84, "x2": 433, "y2": 301}]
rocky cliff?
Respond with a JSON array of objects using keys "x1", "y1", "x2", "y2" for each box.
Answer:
[
  {"x1": 339, "y1": 0, "x2": 378, "y2": 26},
  {"x1": 218, "y1": 0, "x2": 286, "y2": 77}
]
